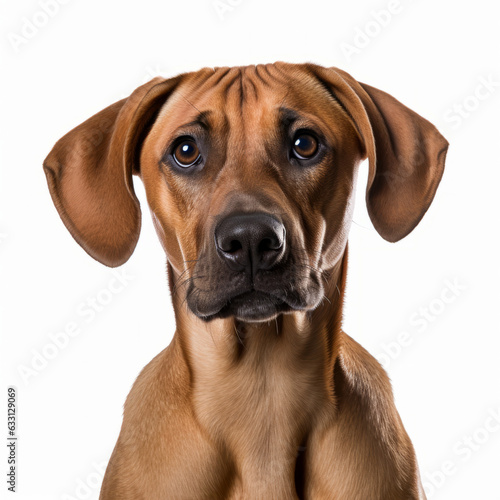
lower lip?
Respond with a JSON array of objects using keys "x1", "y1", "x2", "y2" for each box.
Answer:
[{"x1": 218, "y1": 291, "x2": 287, "y2": 322}]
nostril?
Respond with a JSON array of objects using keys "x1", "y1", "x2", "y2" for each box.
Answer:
[
  {"x1": 258, "y1": 237, "x2": 281, "y2": 253},
  {"x1": 258, "y1": 238, "x2": 271, "y2": 253},
  {"x1": 226, "y1": 239, "x2": 242, "y2": 253}
]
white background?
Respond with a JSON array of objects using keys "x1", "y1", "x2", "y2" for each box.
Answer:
[{"x1": 1, "y1": 0, "x2": 499, "y2": 499}]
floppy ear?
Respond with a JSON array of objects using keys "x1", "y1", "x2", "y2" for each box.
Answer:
[
  {"x1": 43, "y1": 76, "x2": 181, "y2": 267},
  {"x1": 309, "y1": 65, "x2": 448, "y2": 242}
]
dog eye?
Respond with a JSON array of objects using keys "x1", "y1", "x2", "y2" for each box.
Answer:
[
  {"x1": 292, "y1": 133, "x2": 319, "y2": 160},
  {"x1": 173, "y1": 139, "x2": 202, "y2": 167}
]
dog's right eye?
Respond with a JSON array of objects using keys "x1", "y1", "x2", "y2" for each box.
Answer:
[
  {"x1": 173, "y1": 139, "x2": 202, "y2": 168},
  {"x1": 292, "y1": 132, "x2": 319, "y2": 160}
]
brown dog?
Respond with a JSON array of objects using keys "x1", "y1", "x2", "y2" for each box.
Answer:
[{"x1": 44, "y1": 63, "x2": 447, "y2": 499}]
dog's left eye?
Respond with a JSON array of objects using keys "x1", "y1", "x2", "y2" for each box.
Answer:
[
  {"x1": 292, "y1": 133, "x2": 319, "y2": 160},
  {"x1": 173, "y1": 139, "x2": 202, "y2": 168}
]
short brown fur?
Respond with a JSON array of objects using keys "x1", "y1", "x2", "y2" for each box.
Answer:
[{"x1": 44, "y1": 62, "x2": 447, "y2": 499}]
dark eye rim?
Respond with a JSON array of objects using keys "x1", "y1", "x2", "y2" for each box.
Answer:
[
  {"x1": 291, "y1": 130, "x2": 321, "y2": 161},
  {"x1": 172, "y1": 136, "x2": 203, "y2": 168}
]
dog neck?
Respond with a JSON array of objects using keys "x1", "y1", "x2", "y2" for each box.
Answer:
[
  {"x1": 171, "y1": 248, "x2": 347, "y2": 388},
  {"x1": 168, "y1": 248, "x2": 347, "y2": 490}
]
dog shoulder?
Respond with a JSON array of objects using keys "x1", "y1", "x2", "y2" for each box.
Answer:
[
  {"x1": 102, "y1": 339, "x2": 232, "y2": 498},
  {"x1": 123, "y1": 336, "x2": 191, "y2": 424},
  {"x1": 336, "y1": 332, "x2": 394, "y2": 409},
  {"x1": 335, "y1": 332, "x2": 411, "y2": 442},
  {"x1": 333, "y1": 333, "x2": 423, "y2": 496}
]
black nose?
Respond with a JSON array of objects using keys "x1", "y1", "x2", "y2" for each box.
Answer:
[{"x1": 215, "y1": 213, "x2": 286, "y2": 274}]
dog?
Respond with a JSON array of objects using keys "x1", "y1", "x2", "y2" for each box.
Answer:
[{"x1": 44, "y1": 62, "x2": 448, "y2": 499}]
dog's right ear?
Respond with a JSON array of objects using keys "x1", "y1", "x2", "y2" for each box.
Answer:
[{"x1": 43, "y1": 76, "x2": 181, "y2": 267}]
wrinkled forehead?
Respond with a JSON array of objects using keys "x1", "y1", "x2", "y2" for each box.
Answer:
[{"x1": 154, "y1": 63, "x2": 352, "y2": 137}]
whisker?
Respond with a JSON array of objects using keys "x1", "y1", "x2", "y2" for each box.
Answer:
[
  {"x1": 234, "y1": 324, "x2": 244, "y2": 346},
  {"x1": 172, "y1": 274, "x2": 206, "y2": 296},
  {"x1": 208, "y1": 322, "x2": 216, "y2": 348},
  {"x1": 351, "y1": 219, "x2": 371, "y2": 230},
  {"x1": 172, "y1": 262, "x2": 198, "y2": 288}
]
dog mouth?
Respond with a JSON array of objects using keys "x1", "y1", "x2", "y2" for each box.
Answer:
[
  {"x1": 187, "y1": 275, "x2": 323, "y2": 323},
  {"x1": 202, "y1": 290, "x2": 290, "y2": 322},
  {"x1": 185, "y1": 244, "x2": 325, "y2": 323}
]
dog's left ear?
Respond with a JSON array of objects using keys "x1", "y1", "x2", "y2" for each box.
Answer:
[{"x1": 310, "y1": 65, "x2": 448, "y2": 242}]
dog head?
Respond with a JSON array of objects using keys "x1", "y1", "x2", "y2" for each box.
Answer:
[{"x1": 44, "y1": 63, "x2": 448, "y2": 323}]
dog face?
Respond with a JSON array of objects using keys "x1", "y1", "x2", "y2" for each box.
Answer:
[
  {"x1": 44, "y1": 63, "x2": 448, "y2": 323},
  {"x1": 140, "y1": 65, "x2": 363, "y2": 321}
]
